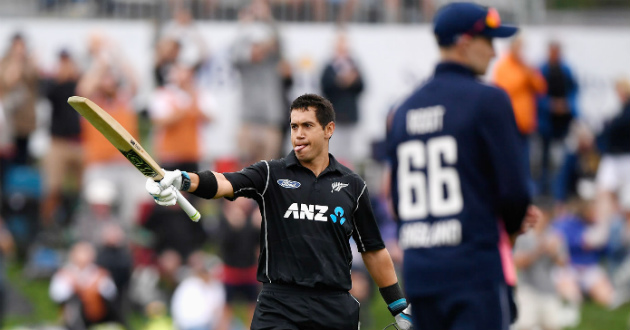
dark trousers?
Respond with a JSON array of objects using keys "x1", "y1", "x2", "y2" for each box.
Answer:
[
  {"x1": 409, "y1": 282, "x2": 511, "y2": 330},
  {"x1": 251, "y1": 283, "x2": 360, "y2": 330}
]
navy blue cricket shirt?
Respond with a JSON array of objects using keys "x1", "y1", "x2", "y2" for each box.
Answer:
[{"x1": 386, "y1": 62, "x2": 531, "y2": 297}]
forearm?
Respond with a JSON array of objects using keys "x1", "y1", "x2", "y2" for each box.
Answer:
[
  {"x1": 363, "y1": 248, "x2": 409, "y2": 316},
  {"x1": 362, "y1": 248, "x2": 398, "y2": 288}
]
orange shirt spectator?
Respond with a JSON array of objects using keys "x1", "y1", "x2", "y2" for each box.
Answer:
[
  {"x1": 150, "y1": 64, "x2": 213, "y2": 169},
  {"x1": 151, "y1": 88, "x2": 209, "y2": 164},
  {"x1": 493, "y1": 37, "x2": 547, "y2": 135},
  {"x1": 81, "y1": 96, "x2": 138, "y2": 165}
]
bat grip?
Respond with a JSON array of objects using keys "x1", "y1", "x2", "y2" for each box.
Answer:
[{"x1": 175, "y1": 190, "x2": 201, "y2": 222}]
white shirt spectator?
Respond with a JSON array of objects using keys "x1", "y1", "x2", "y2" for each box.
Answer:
[
  {"x1": 50, "y1": 264, "x2": 117, "y2": 303},
  {"x1": 171, "y1": 276, "x2": 226, "y2": 330}
]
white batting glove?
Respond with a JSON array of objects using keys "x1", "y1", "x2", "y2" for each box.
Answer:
[
  {"x1": 394, "y1": 306, "x2": 413, "y2": 330},
  {"x1": 146, "y1": 169, "x2": 183, "y2": 206}
]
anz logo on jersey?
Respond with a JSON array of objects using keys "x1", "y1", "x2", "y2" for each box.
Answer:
[
  {"x1": 283, "y1": 203, "x2": 328, "y2": 221},
  {"x1": 283, "y1": 203, "x2": 347, "y2": 225}
]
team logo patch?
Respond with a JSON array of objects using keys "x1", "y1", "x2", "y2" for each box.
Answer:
[
  {"x1": 277, "y1": 179, "x2": 301, "y2": 189},
  {"x1": 331, "y1": 182, "x2": 349, "y2": 193}
]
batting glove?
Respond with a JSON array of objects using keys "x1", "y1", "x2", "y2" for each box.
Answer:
[
  {"x1": 394, "y1": 306, "x2": 413, "y2": 330},
  {"x1": 146, "y1": 169, "x2": 183, "y2": 206}
]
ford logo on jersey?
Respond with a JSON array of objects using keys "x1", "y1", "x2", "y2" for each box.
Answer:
[{"x1": 277, "y1": 179, "x2": 301, "y2": 189}]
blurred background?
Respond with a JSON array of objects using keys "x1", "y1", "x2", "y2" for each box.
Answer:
[{"x1": 1, "y1": 0, "x2": 630, "y2": 329}]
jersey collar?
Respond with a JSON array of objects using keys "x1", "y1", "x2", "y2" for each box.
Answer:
[
  {"x1": 285, "y1": 151, "x2": 343, "y2": 175},
  {"x1": 435, "y1": 62, "x2": 477, "y2": 79}
]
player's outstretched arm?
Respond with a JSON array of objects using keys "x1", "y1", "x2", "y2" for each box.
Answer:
[
  {"x1": 146, "y1": 169, "x2": 235, "y2": 206},
  {"x1": 362, "y1": 248, "x2": 413, "y2": 330}
]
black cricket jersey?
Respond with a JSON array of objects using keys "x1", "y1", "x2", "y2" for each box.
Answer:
[{"x1": 223, "y1": 151, "x2": 385, "y2": 291}]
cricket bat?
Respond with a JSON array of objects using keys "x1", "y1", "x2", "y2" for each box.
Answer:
[{"x1": 68, "y1": 96, "x2": 201, "y2": 222}]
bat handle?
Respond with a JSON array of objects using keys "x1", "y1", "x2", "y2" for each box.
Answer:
[{"x1": 175, "y1": 190, "x2": 201, "y2": 222}]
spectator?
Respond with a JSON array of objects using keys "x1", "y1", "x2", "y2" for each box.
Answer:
[
  {"x1": 383, "y1": 0, "x2": 435, "y2": 23},
  {"x1": 493, "y1": 34, "x2": 547, "y2": 174},
  {"x1": 553, "y1": 190, "x2": 616, "y2": 308},
  {"x1": 74, "y1": 179, "x2": 118, "y2": 243},
  {"x1": 76, "y1": 46, "x2": 146, "y2": 230},
  {"x1": 142, "y1": 203, "x2": 206, "y2": 261},
  {"x1": 161, "y1": 5, "x2": 209, "y2": 73},
  {"x1": 233, "y1": 0, "x2": 285, "y2": 162},
  {"x1": 84, "y1": 32, "x2": 137, "y2": 95},
  {"x1": 96, "y1": 223, "x2": 133, "y2": 326},
  {"x1": 537, "y1": 41, "x2": 579, "y2": 194},
  {"x1": 149, "y1": 62, "x2": 214, "y2": 172},
  {"x1": 513, "y1": 202, "x2": 575, "y2": 330},
  {"x1": 594, "y1": 78, "x2": 630, "y2": 226},
  {"x1": 215, "y1": 198, "x2": 260, "y2": 330},
  {"x1": 0, "y1": 92, "x2": 9, "y2": 188},
  {"x1": 321, "y1": 31, "x2": 364, "y2": 165},
  {"x1": 312, "y1": 0, "x2": 358, "y2": 23},
  {"x1": 605, "y1": 184, "x2": 630, "y2": 308},
  {"x1": 41, "y1": 49, "x2": 83, "y2": 228},
  {"x1": 171, "y1": 251, "x2": 225, "y2": 330},
  {"x1": 553, "y1": 121, "x2": 600, "y2": 212},
  {"x1": 154, "y1": 38, "x2": 181, "y2": 88},
  {"x1": 607, "y1": 184, "x2": 630, "y2": 281},
  {"x1": 49, "y1": 242, "x2": 120, "y2": 330},
  {"x1": 143, "y1": 301, "x2": 172, "y2": 330},
  {"x1": 0, "y1": 33, "x2": 38, "y2": 165},
  {"x1": 128, "y1": 249, "x2": 186, "y2": 312}
]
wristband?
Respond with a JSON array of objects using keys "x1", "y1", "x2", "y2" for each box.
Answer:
[
  {"x1": 191, "y1": 170, "x2": 218, "y2": 199},
  {"x1": 379, "y1": 282, "x2": 408, "y2": 316},
  {"x1": 180, "y1": 171, "x2": 191, "y2": 191}
]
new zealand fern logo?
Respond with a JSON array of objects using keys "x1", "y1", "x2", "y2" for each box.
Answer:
[{"x1": 330, "y1": 207, "x2": 346, "y2": 225}]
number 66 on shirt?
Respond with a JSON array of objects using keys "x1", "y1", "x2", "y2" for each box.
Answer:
[{"x1": 397, "y1": 135, "x2": 463, "y2": 220}]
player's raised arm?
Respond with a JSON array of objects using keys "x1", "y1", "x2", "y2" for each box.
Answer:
[
  {"x1": 145, "y1": 169, "x2": 235, "y2": 206},
  {"x1": 146, "y1": 161, "x2": 269, "y2": 205}
]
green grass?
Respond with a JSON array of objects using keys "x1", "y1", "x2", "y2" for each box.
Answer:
[
  {"x1": 4, "y1": 262, "x2": 60, "y2": 329},
  {"x1": 567, "y1": 301, "x2": 630, "y2": 330},
  {"x1": 3, "y1": 259, "x2": 629, "y2": 330}
]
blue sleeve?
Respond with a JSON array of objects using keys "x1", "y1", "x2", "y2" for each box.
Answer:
[{"x1": 477, "y1": 88, "x2": 531, "y2": 235}]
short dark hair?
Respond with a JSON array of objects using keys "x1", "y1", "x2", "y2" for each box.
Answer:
[{"x1": 290, "y1": 94, "x2": 335, "y2": 128}]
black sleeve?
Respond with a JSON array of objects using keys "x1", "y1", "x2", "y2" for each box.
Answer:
[
  {"x1": 478, "y1": 89, "x2": 531, "y2": 235},
  {"x1": 223, "y1": 160, "x2": 270, "y2": 200},
  {"x1": 352, "y1": 182, "x2": 386, "y2": 252}
]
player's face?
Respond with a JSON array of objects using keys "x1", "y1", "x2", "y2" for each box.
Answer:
[
  {"x1": 466, "y1": 36, "x2": 496, "y2": 75},
  {"x1": 290, "y1": 108, "x2": 333, "y2": 164}
]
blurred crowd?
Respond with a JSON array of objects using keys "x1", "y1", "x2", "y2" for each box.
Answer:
[
  {"x1": 0, "y1": 1, "x2": 629, "y2": 330},
  {"x1": 37, "y1": 0, "x2": 437, "y2": 24},
  {"x1": 494, "y1": 35, "x2": 630, "y2": 330}
]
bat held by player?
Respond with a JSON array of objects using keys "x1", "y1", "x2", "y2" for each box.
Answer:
[{"x1": 67, "y1": 96, "x2": 201, "y2": 222}]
